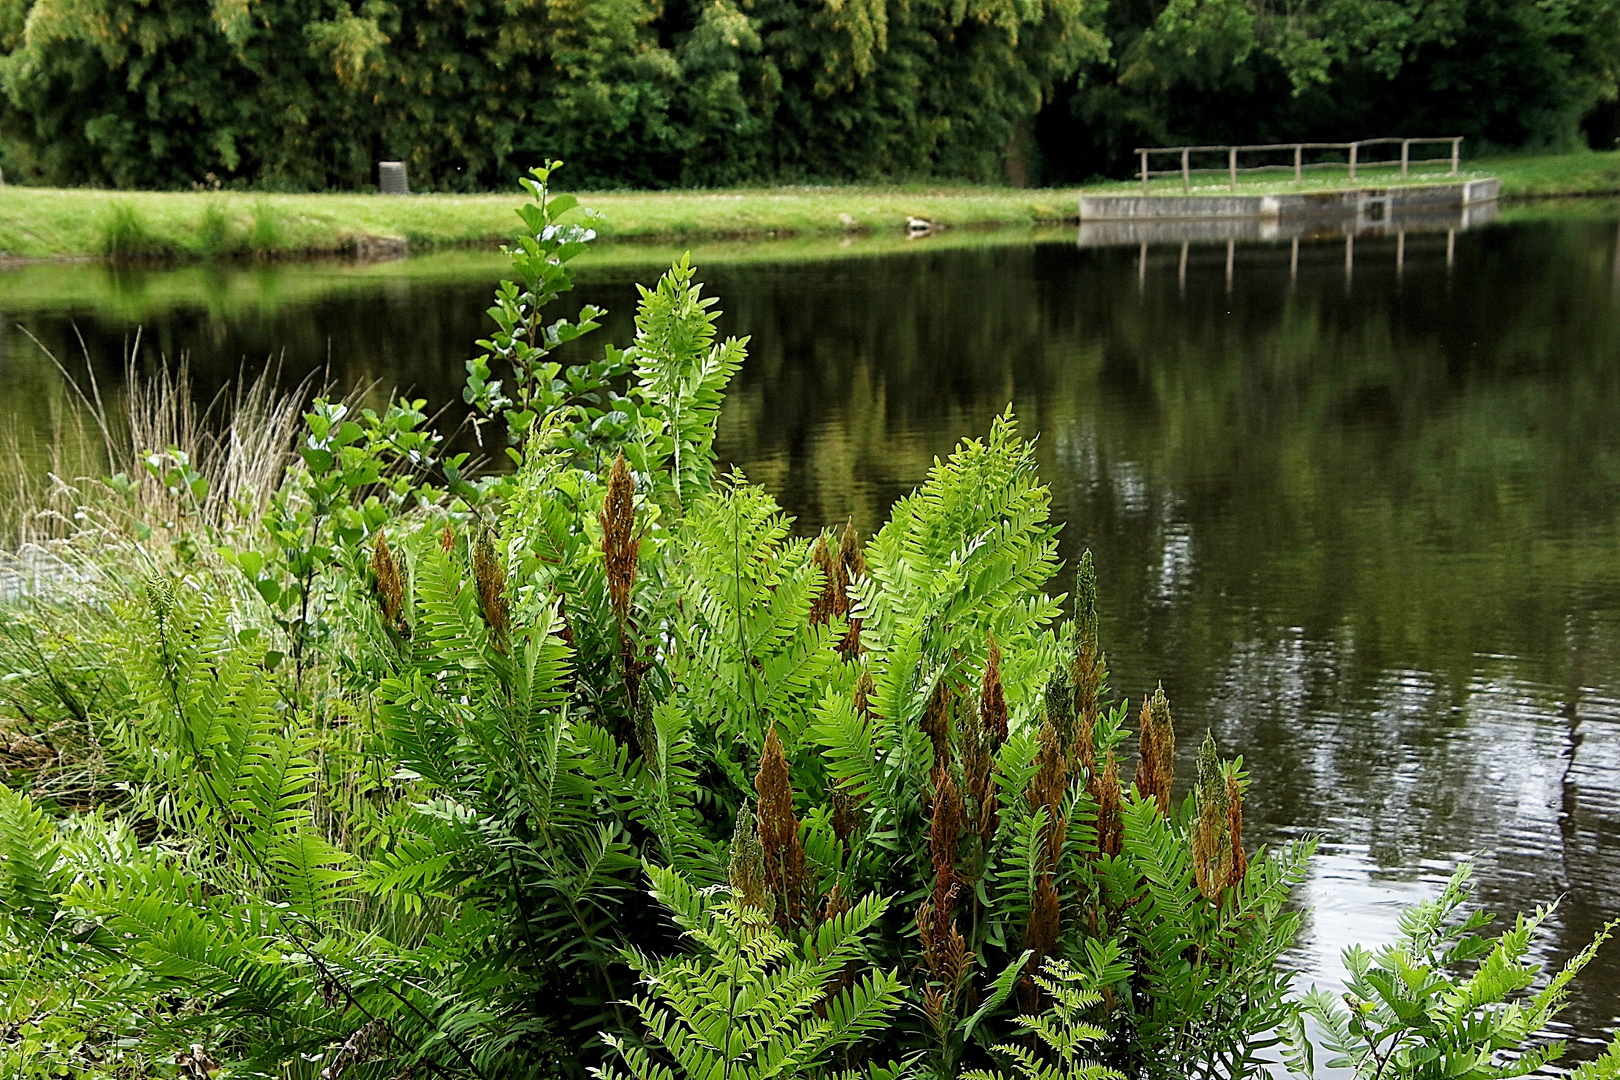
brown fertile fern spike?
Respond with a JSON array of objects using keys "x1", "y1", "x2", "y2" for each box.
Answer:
[
  {"x1": 370, "y1": 529, "x2": 406, "y2": 633},
  {"x1": 1046, "y1": 670, "x2": 1078, "y2": 768},
  {"x1": 981, "y1": 633, "x2": 1008, "y2": 748},
  {"x1": 439, "y1": 522, "x2": 455, "y2": 552},
  {"x1": 831, "y1": 782, "x2": 863, "y2": 848},
  {"x1": 835, "y1": 518, "x2": 866, "y2": 658},
  {"x1": 809, "y1": 535, "x2": 838, "y2": 627},
  {"x1": 1191, "y1": 732, "x2": 1234, "y2": 902},
  {"x1": 920, "y1": 681, "x2": 953, "y2": 793},
  {"x1": 600, "y1": 451, "x2": 639, "y2": 623},
  {"x1": 1134, "y1": 697, "x2": 1157, "y2": 803},
  {"x1": 1071, "y1": 550, "x2": 1104, "y2": 774},
  {"x1": 1226, "y1": 769, "x2": 1248, "y2": 888},
  {"x1": 756, "y1": 727, "x2": 809, "y2": 930},
  {"x1": 1022, "y1": 876, "x2": 1061, "y2": 1010},
  {"x1": 928, "y1": 770, "x2": 964, "y2": 895},
  {"x1": 632, "y1": 698, "x2": 659, "y2": 780},
  {"x1": 918, "y1": 902, "x2": 973, "y2": 1037},
  {"x1": 1133, "y1": 684, "x2": 1175, "y2": 812},
  {"x1": 600, "y1": 452, "x2": 645, "y2": 707},
  {"x1": 853, "y1": 666, "x2": 874, "y2": 719},
  {"x1": 1093, "y1": 750, "x2": 1123, "y2": 859},
  {"x1": 960, "y1": 696, "x2": 998, "y2": 850},
  {"x1": 1022, "y1": 705, "x2": 1068, "y2": 1009},
  {"x1": 471, "y1": 529, "x2": 509, "y2": 651},
  {"x1": 728, "y1": 805, "x2": 773, "y2": 918},
  {"x1": 1027, "y1": 713, "x2": 1068, "y2": 876},
  {"x1": 919, "y1": 766, "x2": 973, "y2": 1038},
  {"x1": 1151, "y1": 686, "x2": 1176, "y2": 796}
]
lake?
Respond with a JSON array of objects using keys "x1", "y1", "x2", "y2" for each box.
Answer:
[{"x1": 4, "y1": 207, "x2": 1620, "y2": 1056}]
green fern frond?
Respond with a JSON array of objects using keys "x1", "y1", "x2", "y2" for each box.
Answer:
[
  {"x1": 862, "y1": 408, "x2": 1063, "y2": 700},
  {"x1": 0, "y1": 785, "x2": 64, "y2": 930},
  {"x1": 603, "y1": 864, "x2": 902, "y2": 1080},
  {"x1": 628, "y1": 257, "x2": 747, "y2": 510}
]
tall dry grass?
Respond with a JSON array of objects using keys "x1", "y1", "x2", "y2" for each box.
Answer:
[
  {"x1": 1, "y1": 333, "x2": 309, "y2": 804},
  {"x1": 1, "y1": 331, "x2": 307, "y2": 555}
]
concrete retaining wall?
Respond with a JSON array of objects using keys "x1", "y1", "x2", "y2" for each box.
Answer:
[{"x1": 1080, "y1": 178, "x2": 1498, "y2": 222}]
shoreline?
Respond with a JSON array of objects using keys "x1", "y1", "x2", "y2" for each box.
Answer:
[
  {"x1": 0, "y1": 185, "x2": 1085, "y2": 265},
  {"x1": 2, "y1": 150, "x2": 1619, "y2": 264}
]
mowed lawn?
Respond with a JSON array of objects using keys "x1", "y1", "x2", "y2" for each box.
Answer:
[
  {"x1": 2, "y1": 149, "x2": 1617, "y2": 261},
  {"x1": 0, "y1": 184, "x2": 1084, "y2": 260}
]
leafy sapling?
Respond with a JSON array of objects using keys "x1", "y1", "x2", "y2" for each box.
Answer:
[{"x1": 465, "y1": 160, "x2": 637, "y2": 462}]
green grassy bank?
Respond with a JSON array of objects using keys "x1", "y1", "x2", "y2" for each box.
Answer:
[
  {"x1": 0, "y1": 183, "x2": 1080, "y2": 261},
  {"x1": 3, "y1": 149, "x2": 1620, "y2": 262}
]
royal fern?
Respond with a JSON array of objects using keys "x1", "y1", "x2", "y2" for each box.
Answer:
[{"x1": 595, "y1": 862, "x2": 906, "y2": 1080}]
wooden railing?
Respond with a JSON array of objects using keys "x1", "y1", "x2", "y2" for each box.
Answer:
[{"x1": 1134, "y1": 137, "x2": 1464, "y2": 192}]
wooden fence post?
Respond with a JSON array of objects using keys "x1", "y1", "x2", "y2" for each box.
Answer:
[
  {"x1": 1141, "y1": 149, "x2": 1149, "y2": 191},
  {"x1": 1182, "y1": 148, "x2": 1190, "y2": 192},
  {"x1": 1451, "y1": 138, "x2": 1460, "y2": 174},
  {"x1": 1401, "y1": 140, "x2": 1410, "y2": 178},
  {"x1": 1228, "y1": 147, "x2": 1237, "y2": 191},
  {"x1": 1294, "y1": 144, "x2": 1302, "y2": 182},
  {"x1": 1348, "y1": 142, "x2": 1358, "y2": 183}
]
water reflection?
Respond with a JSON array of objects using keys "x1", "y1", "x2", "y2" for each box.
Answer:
[
  {"x1": 1076, "y1": 198, "x2": 1498, "y2": 247},
  {"x1": 4, "y1": 214, "x2": 1620, "y2": 1052}
]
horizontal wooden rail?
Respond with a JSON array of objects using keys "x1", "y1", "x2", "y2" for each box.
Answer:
[{"x1": 1133, "y1": 137, "x2": 1464, "y2": 191}]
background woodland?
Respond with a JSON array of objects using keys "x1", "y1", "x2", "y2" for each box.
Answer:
[{"x1": 2, "y1": 0, "x2": 1619, "y2": 188}]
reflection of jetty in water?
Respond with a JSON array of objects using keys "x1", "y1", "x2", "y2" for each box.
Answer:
[
  {"x1": 1100, "y1": 202, "x2": 1504, "y2": 293},
  {"x1": 1076, "y1": 199, "x2": 1498, "y2": 247}
]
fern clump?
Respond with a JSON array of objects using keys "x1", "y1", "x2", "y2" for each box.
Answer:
[
  {"x1": 964, "y1": 959, "x2": 1124, "y2": 1080},
  {"x1": 595, "y1": 863, "x2": 904, "y2": 1080}
]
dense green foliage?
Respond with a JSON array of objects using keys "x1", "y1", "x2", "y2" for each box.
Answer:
[
  {"x1": 0, "y1": 0, "x2": 1103, "y2": 188},
  {"x1": 2, "y1": 0, "x2": 1619, "y2": 187},
  {"x1": 1, "y1": 175, "x2": 1617, "y2": 1080},
  {"x1": 1043, "y1": 0, "x2": 1620, "y2": 178}
]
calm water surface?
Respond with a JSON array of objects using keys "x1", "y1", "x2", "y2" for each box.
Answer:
[{"x1": 5, "y1": 214, "x2": 1620, "y2": 1054}]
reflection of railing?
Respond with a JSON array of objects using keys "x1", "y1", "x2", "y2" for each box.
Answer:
[{"x1": 1135, "y1": 137, "x2": 1464, "y2": 192}]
